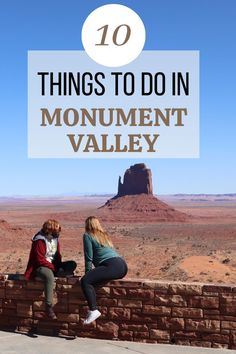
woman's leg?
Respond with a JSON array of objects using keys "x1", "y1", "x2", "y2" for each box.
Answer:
[
  {"x1": 99, "y1": 257, "x2": 128, "y2": 280},
  {"x1": 81, "y1": 268, "x2": 104, "y2": 311},
  {"x1": 81, "y1": 257, "x2": 128, "y2": 311},
  {"x1": 56, "y1": 260, "x2": 77, "y2": 277},
  {"x1": 36, "y1": 266, "x2": 55, "y2": 306}
]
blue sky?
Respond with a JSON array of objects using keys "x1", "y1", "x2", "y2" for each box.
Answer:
[{"x1": 0, "y1": 0, "x2": 235, "y2": 195}]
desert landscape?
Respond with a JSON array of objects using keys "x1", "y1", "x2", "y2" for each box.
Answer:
[{"x1": 0, "y1": 192, "x2": 236, "y2": 285}]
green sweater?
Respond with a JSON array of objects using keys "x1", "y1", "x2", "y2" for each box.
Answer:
[{"x1": 83, "y1": 232, "x2": 119, "y2": 273}]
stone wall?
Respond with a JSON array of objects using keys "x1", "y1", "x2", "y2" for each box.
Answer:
[{"x1": 1, "y1": 275, "x2": 236, "y2": 349}]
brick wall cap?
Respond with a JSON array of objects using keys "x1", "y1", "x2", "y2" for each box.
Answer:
[{"x1": 1, "y1": 274, "x2": 236, "y2": 288}]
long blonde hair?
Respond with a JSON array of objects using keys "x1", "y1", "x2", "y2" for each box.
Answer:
[{"x1": 85, "y1": 216, "x2": 113, "y2": 248}]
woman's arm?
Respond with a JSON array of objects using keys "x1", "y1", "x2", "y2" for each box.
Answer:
[{"x1": 83, "y1": 233, "x2": 93, "y2": 273}]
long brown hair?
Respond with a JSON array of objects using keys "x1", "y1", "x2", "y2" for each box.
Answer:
[{"x1": 85, "y1": 216, "x2": 113, "y2": 248}]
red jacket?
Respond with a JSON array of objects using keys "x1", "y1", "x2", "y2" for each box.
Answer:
[{"x1": 24, "y1": 232, "x2": 62, "y2": 280}]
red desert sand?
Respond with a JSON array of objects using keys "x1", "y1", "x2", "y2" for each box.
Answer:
[{"x1": 0, "y1": 194, "x2": 236, "y2": 284}]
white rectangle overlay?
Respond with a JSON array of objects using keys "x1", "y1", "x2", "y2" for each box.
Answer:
[{"x1": 28, "y1": 51, "x2": 199, "y2": 158}]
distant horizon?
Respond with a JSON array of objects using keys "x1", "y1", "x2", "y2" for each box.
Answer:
[{"x1": 0, "y1": 192, "x2": 236, "y2": 199}]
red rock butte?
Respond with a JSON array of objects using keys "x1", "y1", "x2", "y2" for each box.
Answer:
[{"x1": 98, "y1": 164, "x2": 188, "y2": 222}]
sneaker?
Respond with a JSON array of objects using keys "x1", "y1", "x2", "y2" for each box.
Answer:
[{"x1": 83, "y1": 310, "x2": 101, "y2": 324}]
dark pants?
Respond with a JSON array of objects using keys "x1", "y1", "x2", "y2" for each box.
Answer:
[
  {"x1": 80, "y1": 257, "x2": 128, "y2": 310},
  {"x1": 55, "y1": 260, "x2": 77, "y2": 277},
  {"x1": 36, "y1": 260, "x2": 77, "y2": 305}
]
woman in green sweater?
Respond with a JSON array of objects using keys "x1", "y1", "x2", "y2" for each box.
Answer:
[{"x1": 81, "y1": 216, "x2": 128, "y2": 324}]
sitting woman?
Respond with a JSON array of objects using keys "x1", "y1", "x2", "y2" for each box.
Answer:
[
  {"x1": 81, "y1": 216, "x2": 128, "y2": 324},
  {"x1": 24, "y1": 219, "x2": 76, "y2": 319}
]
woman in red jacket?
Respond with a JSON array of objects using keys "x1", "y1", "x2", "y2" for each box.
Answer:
[{"x1": 24, "y1": 219, "x2": 76, "y2": 319}]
